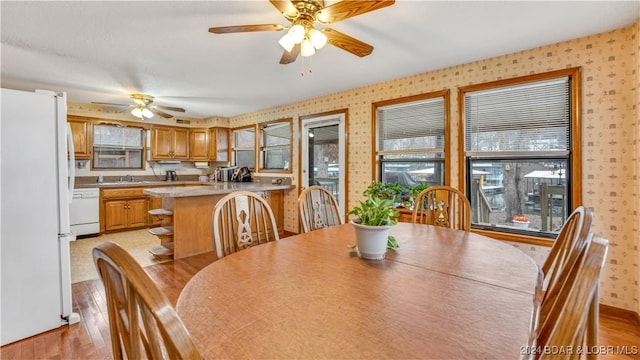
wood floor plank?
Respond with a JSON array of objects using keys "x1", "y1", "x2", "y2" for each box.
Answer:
[{"x1": 1, "y1": 250, "x2": 638, "y2": 359}]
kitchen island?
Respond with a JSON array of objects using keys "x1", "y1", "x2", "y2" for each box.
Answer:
[{"x1": 144, "y1": 182, "x2": 295, "y2": 259}]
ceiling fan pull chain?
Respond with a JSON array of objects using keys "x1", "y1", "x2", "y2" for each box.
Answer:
[{"x1": 299, "y1": 57, "x2": 312, "y2": 77}]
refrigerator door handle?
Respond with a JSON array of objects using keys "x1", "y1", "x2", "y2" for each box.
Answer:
[
  {"x1": 66, "y1": 122, "x2": 75, "y2": 201},
  {"x1": 58, "y1": 233, "x2": 79, "y2": 325}
]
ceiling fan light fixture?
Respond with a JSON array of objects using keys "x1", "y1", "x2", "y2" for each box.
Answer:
[
  {"x1": 131, "y1": 107, "x2": 143, "y2": 118},
  {"x1": 308, "y1": 28, "x2": 327, "y2": 49},
  {"x1": 278, "y1": 33, "x2": 296, "y2": 52},
  {"x1": 141, "y1": 108, "x2": 154, "y2": 118},
  {"x1": 288, "y1": 24, "x2": 305, "y2": 44},
  {"x1": 300, "y1": 39, "x2": 315, "y2": 57}
]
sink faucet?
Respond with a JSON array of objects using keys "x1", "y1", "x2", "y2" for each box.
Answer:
[{"x1": 119, "y1": 174, "x2": 134, "y2": 182}]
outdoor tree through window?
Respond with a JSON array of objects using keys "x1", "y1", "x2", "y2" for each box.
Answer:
[{"x1": 459, "y1": 68, "x2": 582, "y2": 239}]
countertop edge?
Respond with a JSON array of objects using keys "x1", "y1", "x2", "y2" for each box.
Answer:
[{"x1": 143, "y1": 183, "x2": 296, "y2": 197}]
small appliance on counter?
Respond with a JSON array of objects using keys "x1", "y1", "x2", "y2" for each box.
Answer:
[
  {"x1": 217, "y1": 166, "x2": 238, "y2": 182},
  {"x1": 231, "y1": 167, "x2": 251, "y2": 182},
  {"x1": 165, "y1": 170, "x2": 177, "y2": 181}
]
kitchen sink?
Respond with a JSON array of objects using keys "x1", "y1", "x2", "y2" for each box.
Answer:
[{"x1": 99, "y1": 181, "x2": 156, "y2": 185}]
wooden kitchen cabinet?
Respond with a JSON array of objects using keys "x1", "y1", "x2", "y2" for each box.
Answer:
[
  {"x1": 190, "y1": 128, "x2": 209, "y2": 160},
  {"x1": 103, "y1": 198, "x2": 148, "y2": 231},
  {"x1": 68, "y1": 116, "x2": 92, "y2": 159},
  {"x1": 258, "y1": 190, "x2": 284, "y2": 237},
  {"x1": 101, "y1": 187, "x2": 150, "y2": 232},
  {"x1": 189, "y1": 127, "x2": 229, "y2": 161},
  {"x1": 209, "y1": 127, "x2": 229, "y2": 161},
  {"x1": 151, "y1": 126, "x2": 189, "y2": 160}
]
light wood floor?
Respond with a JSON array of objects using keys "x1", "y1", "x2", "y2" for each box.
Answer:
[{"x1": 1, "y1": 251, "x2": 639, "y2": 359}]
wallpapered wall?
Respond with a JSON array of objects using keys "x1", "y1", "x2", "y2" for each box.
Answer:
[
  {"x1": 634, "y1": 19, "x2": 639, "y2": 316},
  {"x1": 231, "y1": 21, "x2": 640, "y2": 312}
]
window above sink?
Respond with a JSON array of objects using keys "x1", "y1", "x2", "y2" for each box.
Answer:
[{"x1": 92, "y1": 124, "x2": 145, "y2": 170}]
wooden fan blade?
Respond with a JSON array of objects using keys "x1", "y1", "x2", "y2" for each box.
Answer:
[
  {"x1": 91, "y1": 102, "x2": 130, "y2": 107},
  {"x1": 208, "y1": 24, "x2": 284, "y2": 34},
  {"x1": 269, "y1": 0, "x2": 298, "y2": 18},
  {"x1": 317, "y1": 0, "x2": 395, "y2": 24},
  {"x1": 155, "y1": 105, "x2": 185, "y2": 112},
  {"x1": 322, "y1": 28, "x2": 373, "y2": 57},
  {"x1": 279, "y1": 43, "x2": 300, "y2": 64},
  {"x1": 152, "y1": 109, "x2": 174, "y2": 119}
]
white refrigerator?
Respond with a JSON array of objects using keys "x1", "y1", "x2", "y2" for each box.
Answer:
[{"x1": 1, "y1": 88, "x2": 80, "y2": 346}]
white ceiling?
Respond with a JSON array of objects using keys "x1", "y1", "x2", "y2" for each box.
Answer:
[{"x1": 1, "y1": 1, "x2": 638, "y2": 119}]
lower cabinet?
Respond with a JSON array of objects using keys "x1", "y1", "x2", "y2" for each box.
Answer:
[
  {"x1": 258, "y1": 190, "x2": 284, "y2": 237},
  {"x1": 103, "y1": 198, "x2": 149, "y2": 232},
  {"x1": 101, "y1": 187, "x2": 157, "y2": 233}
]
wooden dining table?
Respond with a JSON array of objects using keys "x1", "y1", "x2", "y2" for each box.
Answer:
[{"x1": 176, "y1": 222, "x2": 540, "y2": 359}]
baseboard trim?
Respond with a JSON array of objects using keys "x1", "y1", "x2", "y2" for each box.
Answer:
[{"x1": 600, "y1": 304, "x2": 640, "y2": 326}]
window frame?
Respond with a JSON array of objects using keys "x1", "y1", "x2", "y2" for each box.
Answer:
[
  {"x1": 457, "y1": 67, "x2": 582, "y2": 245},
  {"x1": 231, "y1": 125, "x2": 257, "y2": 170},
  {"x1": 91, "y1": 123, "x2": 145, "y2": 170},
  {"x1": 259, "y1": 118, "x2": 293, "y2": 173},
  {"x1": 372, "y1": 89, "x2": 451, "y2": 186}
]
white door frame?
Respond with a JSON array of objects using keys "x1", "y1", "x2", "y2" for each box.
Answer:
[{"x1": 300, "y1": 112, "x2": 347, "y2": 217}]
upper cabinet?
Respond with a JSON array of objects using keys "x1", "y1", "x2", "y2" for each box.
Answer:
[
  {"x1": 209, "y1": 127, "x2": 228, "y2": 162},
  {"x1": 189, "y1": 127, "x2": 229, "y2": 161},
  {"x1": 189, "y1": 129, "x2": 209, "y2": 161},
  {"x1": 151, "y1": 126, "x2": 189, "y2": 160},
  {"x1": 68, "y1": 116, "x2": 92, "y2": 159}
]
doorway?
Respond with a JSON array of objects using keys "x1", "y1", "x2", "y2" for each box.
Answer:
[{"x1": 300, "y1": 111, "x2": 347, "y2": 217}]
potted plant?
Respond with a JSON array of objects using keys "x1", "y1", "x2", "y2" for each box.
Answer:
[
  {"x1": 363, "y1": 181, "x2": 429, "y2": 210},
  {"x1": 347, "y1": 195, "x2": 399, "y2": 260},
  {"x1": 512, "y1": 215, "x2": 530, "y2": 229}
]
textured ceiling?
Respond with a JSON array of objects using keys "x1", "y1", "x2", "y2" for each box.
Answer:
[{"x1": 1, "y1": 1, "x2": 638, "y2": 119}]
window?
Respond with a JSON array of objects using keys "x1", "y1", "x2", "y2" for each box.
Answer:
[
  {"x1": 92, "y1": 124, "x2": 144, "y2": 169},
  {"x1": 459, "y1": 68, "x2": 581, "y2": 240},
  {"x1": 232, "y1": 126, "x2": 256, "y2": 169},
  {"x1": 260, "y1": 119, "x2": 292, "y2": 172},
  {"x1": 373, "y1": 90, "x2": 449, "y2": 188}
]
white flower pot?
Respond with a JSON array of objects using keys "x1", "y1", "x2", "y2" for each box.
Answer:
[
  {"x1": 351, "y1": 221, "x2": 393, "y2": 260},
  {"x1": 512, "y1": 219, "x2": 530, "y2": 229}
]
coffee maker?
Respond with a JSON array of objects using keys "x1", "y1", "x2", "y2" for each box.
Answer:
[{"x1": 165, "y1": 170, "x2": 177, "y2": 182}]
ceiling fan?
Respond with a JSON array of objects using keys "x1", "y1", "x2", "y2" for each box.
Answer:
[
  {"x1": 208, "y1": 0, "x2": 395, "y2": 64},
  {"x1": 92, "y1": 94, "x2": 186, "y2": 119}
]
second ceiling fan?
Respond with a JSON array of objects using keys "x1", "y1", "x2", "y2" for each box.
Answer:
[
  {"x1": 93, "y1": 94, "x2": 186, "y2": 119},
  {"x1": 208, "y1": 0, "x2": 395, "y2": 64}
]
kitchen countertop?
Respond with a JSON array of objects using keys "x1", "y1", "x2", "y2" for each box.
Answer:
[
  {"x1": 142, "y1": 182, "x2": 295, "y2": 198},
  {"x1": 76, "y1": 180, "x2": 203, "y2": 189}
]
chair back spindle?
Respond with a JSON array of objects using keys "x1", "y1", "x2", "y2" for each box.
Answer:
[
  {"x1": 412, "y1": 185, "x2": 471, "y2": 231},
  {"x1": 212, "y1": 190, "x2": 279, "y2": 258},
  {"x1": 298, "y1": 185, "x2": 343, "y2": 233}
]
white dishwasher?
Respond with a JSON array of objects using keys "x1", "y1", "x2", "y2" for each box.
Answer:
[{"x1": 70, "y1": 188, "x2": 100, "y2": 238}]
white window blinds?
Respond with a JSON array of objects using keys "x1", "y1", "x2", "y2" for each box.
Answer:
[
  {"x1": 93, "y1": 124, "x2": 143, "y2": 149},
  {"x1": 377, "y1": 97, "x2": 445, "y2": 152},
  {"x1": 464, "y1": 78, "x2": 570, "y2": 154}
]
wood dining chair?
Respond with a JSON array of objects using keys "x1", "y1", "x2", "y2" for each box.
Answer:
[
  {"x1": 541, "y1": 206, "x2": 593, "y2": 296},
  {"x1": 537, "y1": 206, "x2": 595, "y2": 357},
  {"x1": 412, "y1": 185, "x2": 471, "y2": 231},
  {"x1": 211, "y1": 190, "x2": 279, "y2": 259},
  {"x1": 527, "y1": 235, "x2": 608, "y2": 360},
  {"x1": 92, "y1": 241, "x2": 202, "y2": 360},
  {"x1": 298, "y1": 185, "x2": 344, "y2": 233}
]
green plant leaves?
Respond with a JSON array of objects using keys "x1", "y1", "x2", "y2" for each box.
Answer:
[
  {"x1": 347, "y1": 195, "x2": 399, "y2": 226},
  {"x1": 387, "y1": 235, "x2": 399, "y2": 249}
]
